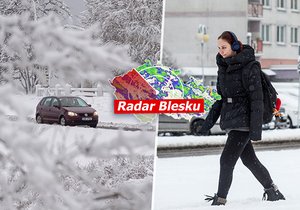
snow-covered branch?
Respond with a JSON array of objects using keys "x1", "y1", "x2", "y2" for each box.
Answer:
[
  {"x1": 0, "y1": 0, "x2": 70, "y2": 21},
  {"x1": 81, "y1": 0, "x2": 163, "y2": 64},
  {"x1": 0, "y1": 14, "x2": 133, "y2": 92},
  {"x1": 0, "y1": 85, "x2": 155, "y2": 209}
]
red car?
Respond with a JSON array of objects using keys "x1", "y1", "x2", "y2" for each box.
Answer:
[{"x1": 36, "y1": 96, "x2": 98, "y2": 128}]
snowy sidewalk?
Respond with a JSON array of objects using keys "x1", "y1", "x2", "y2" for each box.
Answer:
[
  {"x1": 152, "y1": 148, "x2": 300, "y2": 210},
  {"x1": 157, "y1": 129, "x2": 300, "y2": 150}
]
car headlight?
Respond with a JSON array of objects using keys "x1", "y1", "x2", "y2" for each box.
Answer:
[
  {"x1": 68, "y1": 111, "x2": 77, "y2": 117},
  {"x1": 93, "y1": 111, "x2": 98, "y2": 116}
]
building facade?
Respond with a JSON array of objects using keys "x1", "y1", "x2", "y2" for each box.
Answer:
[
  {"x1": 260, "y1": 0, "x2": 300, "y2": 81},
  {"x1": 261, "y1": 0, "x2": 299, "y2": 67},
  {"x1": 163, "y1": 0, "x2": 300, "y2": 83}
]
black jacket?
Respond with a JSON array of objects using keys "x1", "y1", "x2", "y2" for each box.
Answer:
[{"x1": 201, "y1": 45, "x2": 263, "y2": 140}]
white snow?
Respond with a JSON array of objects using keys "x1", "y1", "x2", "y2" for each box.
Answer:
[
  {"x1": 152, "y1": 148, "x2": 300, "y2": 210},
  {"x1": 1, "y1": 91, "x2": 152, "y2": 125},
  {"x1": 0, "y1": 86, "x2": 157, "y2": 209},
  {"x1": 157, "y1": 129, "x2": 300, "y2": 149},
  {"x1": 153, "y1": 81, "x2": 300, "y2": 210},
  {"x1": 0, "y1": 90, "x2": 157, "y2": 157}
]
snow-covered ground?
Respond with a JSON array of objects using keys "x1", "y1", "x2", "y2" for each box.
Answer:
[
  {"x1": 2, "y1": 91, "x2": 147, "y2": 125},
  {"x1": 152, "y1": 82, "x2": 300, "y2": 210},
  {"x1": 157, "y1": 129, "x2": 300, "y2": 149},
  {"x1": 152, "y1": 148, "x2": 300, "y2": 210},
  {"x1": 0, "y1": 90, "x2": 158, "y2": 157},
  {"x1": 0, "y1": 86, "x2": 157, "y2": 209}
]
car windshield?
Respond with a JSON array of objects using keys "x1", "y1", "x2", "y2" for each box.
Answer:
[{"x1": 59, "y1": 97, "x2": 88, "y2": 107}]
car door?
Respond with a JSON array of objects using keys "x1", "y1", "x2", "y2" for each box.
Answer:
[
  {"x1": 158, "y1": 114, "x2": 189, "y2": 133},
  {"x1": 40, "y1": 97, "x2": 53, "y2": 122},
  {"x1": 49, "y1": 97, "x2": 61, "y2": 123}
]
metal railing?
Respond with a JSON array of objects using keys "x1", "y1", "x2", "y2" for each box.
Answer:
[{"x1": 35, "y1": 84, "x2": 104, "y2": 97}]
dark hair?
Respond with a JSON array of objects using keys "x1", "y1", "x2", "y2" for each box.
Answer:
[{"x1": 218, "y1": 31, "x2": 243, "y2": 52}]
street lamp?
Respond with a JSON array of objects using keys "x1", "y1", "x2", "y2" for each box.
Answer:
[
  {"x1": 297, "y1": 46, "x2": 300, "y2": 128},
  {"x1": 196, "y1": 24, "x2": 209, "y2": 85}
]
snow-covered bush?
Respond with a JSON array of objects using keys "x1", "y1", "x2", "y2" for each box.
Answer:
[{"x1": 0, "y1": 84, "x2": 155, "y2": 209}]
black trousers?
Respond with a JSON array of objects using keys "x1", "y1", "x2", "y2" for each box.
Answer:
[{"x1": 217, "y1": 130, "x2": 273, "y2": 198}]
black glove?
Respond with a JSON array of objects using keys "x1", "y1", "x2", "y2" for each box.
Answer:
[{"x1": 193, "y1": 125, "x2": 210, "y2": 136}]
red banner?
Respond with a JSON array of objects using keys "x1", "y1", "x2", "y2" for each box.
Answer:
[{"x1": 114, "y1": 99, "x2": 204, "y2": 114}]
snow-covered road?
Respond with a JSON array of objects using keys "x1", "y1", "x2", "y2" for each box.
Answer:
[{"x1": 157, "y1": 129, "x2": 300, "y2": 149}]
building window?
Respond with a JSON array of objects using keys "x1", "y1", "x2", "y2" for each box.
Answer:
[
  {"x1": 263, "y1": 0, "x2": 271, "y2": 7},
  {"x1": 291, "y1": 0, "x2": 298, "y2": 10},
  {"x1": 276, "y1": 25, "x2": 286, "y2": 43},
  {"x1": 277, "y1": 0, "x2": 286, "y2": 9},
  {"x1": 262, "y1": 24, "x2": 271, "y2": 42},
  {"x1": 291, "y1": 27, "x2": 298, "y2": 43}
]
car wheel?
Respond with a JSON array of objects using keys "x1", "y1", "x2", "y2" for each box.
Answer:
[
  {"x1": 171, "y1": 132, "x2": 184, "y2": 136},
  {"x1": 36, "y1": 114, "x2": 43, "y2": 124},
  {"x1": 268, "y1": 121, "x2": 276, "y2": 130},
  {"x1": 190, "y1": 119, "x2": 210, "y2": 136},
  {"x1": 90, "y1": 124, "x2": 97, "y2": 128},
  {"x1": 158, "y1": 132, "x2": 165, "y2": 136},
  {"x1": 286, "y1": 116, "x2": 293, "y2": 128},
  {"x1": 60, "y1": 116, "x2": 67, "y2": 126}
]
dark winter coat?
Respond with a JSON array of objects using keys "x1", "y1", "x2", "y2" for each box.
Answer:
[{"x1": 201, "y1": 45, "x2": 263, "y2": 140}]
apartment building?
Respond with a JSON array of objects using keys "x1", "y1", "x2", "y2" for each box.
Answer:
[
  {"x1": 162, "y1": 0, "x2": 300, "y2": 83},
  {"x1": 260, "y1": 0, "x2": 300, "y2": 81}
]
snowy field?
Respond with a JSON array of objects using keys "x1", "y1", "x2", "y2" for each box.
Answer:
[{"x1": 152, "y1": 149, "x2": 300, "y2": 210}]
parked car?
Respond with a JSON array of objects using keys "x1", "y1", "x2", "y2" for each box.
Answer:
[
  {"x1": 36, "y1": 96, "x2": 98, "y2": 127},
  {"x1": 262, "y1": 107, "x2": 290, "y2": 130},
  {"x1": 159, "y1": 107, "x2": 290, "y2": 135},
  {"x1": 284, "y1": 108, "x2": 298, "y2": 128},
  {"x1": 272, "y1": 82, "x2": 298, "y2": 128},
  {"x1": 273, "y1": 107, "x2": 288, "y2": 129},
  {"x1": 158, "y1": 114, "x2": 225, "y2": 136}
]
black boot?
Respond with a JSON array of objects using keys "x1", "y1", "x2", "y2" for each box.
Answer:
[
  {"x1": 205, "y1": 194, "x2": 227, "y2": 206},
  {"x1": 263, "y1": 184, "x2": 285, "y2": 201}
]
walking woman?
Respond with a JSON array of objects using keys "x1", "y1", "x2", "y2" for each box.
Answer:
[{"x1": 199, "y1": 31, "x2": 285, "y2": 205}]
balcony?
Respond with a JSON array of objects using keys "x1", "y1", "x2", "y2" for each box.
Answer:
[
  {"x1": 250, "y1": 38, "x2": 263, "y2": 57},
  {"x1": 248, "y1": 2, "x2": 263, "y2": 18}
]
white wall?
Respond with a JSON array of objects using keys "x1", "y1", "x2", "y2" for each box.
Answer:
[{"x1": 163, "y1": 0, "x2": 248, "y2": 67}]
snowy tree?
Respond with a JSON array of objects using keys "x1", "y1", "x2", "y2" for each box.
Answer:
[
  {"x1": 0, "y1": 0, "x2": 71, "y2": 92},
  {"x1": 162, "y1": 48, "x2": 179, "y2": 69},
  {"x1": 0, "y1": 88, "x2": 155, "y2": 209},
  {"x1": 0, "y1": 0, "x2": 70, "y2": 21},
  {"x1": 0, "y1": 15, "x2": 155, "y2": 208},
  {"x1": 0, "y1": 14, "x2": 133, "y2": 93},
  {"x1": 81, "y1": 0, "x2": 163, "y2": 64},
  {"x1": 0, "y1": 46, "x2": 9, "y2": 84}
]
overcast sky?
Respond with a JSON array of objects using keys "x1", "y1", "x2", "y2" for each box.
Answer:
[{"x1": 64, "y1": 0, "x2": 86, "y2": 16}]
